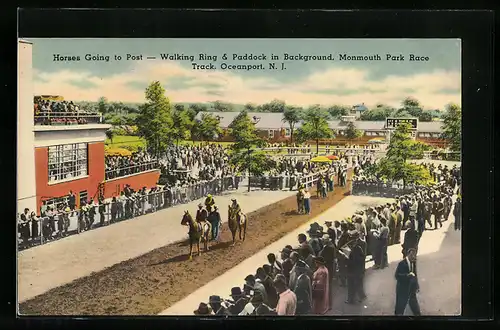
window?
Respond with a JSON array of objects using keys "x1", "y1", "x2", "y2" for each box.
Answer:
[
  {"x1": 44, "y1": 195, "x2": 69, "y2": 210},
  {"x1": 79, "y1": 190, "x2": 88, "y2": 204},
  {"x1": 48, "y1": 143, "x2": 88, "y2": 183},
  {"x1": 285, "y1": 128, "x2": 291, "y2": 137},
  {"x1": 268, "y1": 130, "x2": 275, "y2": 138}
]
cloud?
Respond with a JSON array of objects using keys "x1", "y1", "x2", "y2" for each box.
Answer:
[{"x1": 33, "y1": 61, "x2": 461, "y2": 109}]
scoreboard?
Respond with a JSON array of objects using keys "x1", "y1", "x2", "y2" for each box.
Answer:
[{"x1": 385, "y1": 118, "x2": 418, "y2": 130}]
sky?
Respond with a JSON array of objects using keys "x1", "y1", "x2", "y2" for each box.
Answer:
[{"x1": 28, "y1": 38, "x2": 461, "y2": 110}]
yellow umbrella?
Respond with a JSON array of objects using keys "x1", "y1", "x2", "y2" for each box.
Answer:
[
  {"x1": 310, "y1": 156, "x2": 332, "y2": 163},
  {"x1": 105, "y1": 148, "x2": 132, "y2": 157}
]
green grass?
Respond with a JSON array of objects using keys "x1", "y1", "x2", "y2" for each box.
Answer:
[{"x1": 106, "y1": 135, "x2": 147, "y2": 148}]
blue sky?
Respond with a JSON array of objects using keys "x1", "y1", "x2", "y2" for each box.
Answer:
[{"x1": 29, "y1": 38, "x2": 461, "y2": 109}]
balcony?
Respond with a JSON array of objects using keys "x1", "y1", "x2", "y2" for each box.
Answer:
[{"x1": 34, "y1": 112, "x2": 103, "y2": 126}]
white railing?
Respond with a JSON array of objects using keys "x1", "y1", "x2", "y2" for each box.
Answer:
[
  {"x1": 17, "y1": 176, "x2": 241, "y2": 251},
  {"x1": 34, "y1": 112, "x2": 103, "y2": 125}
]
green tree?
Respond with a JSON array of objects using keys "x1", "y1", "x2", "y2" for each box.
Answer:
[
  {"x1": 171, "y1": 110, "x2": 194, "y2": 145},
  {"x1": 105, "y1": 129, "x2": 114, "y2": 143},
  {"x1": 375, "y1": 122, "x2": 431, "y2": 188},
  {"x1": 97, "y1": 97, "x2": 109, "y2": 114},
  {"x1": 193, "y1": 113, "x2": 222, "y2": 143},
  {"x1": 327, "y1": 105, "x2": 350, "y2": 118},
  {"x1": 244, "y1": 103, "x2": 258, "y2": 112},
  {"x1": 296, "y1": 106, "x2": 332, "y2": 154},
  {"x1": 344, "y1": 121, "x2": 363, "y2": 140},
  {"x1": 419, "y1": 111, "x2": 433, "y2": 122},
  {"x1": 262, "y1": 99, "x2": 286, "y2": 113},
  {"x1": 212, "y1": 100, "x2": 233, "y2": 112},
  {"x1": 136, "y1": 81, "x2": 175, "y2": 157},
  {"x1": 440, "y1": 103, "x2": 462, "y2": 152},
  {"x1": 360, "y1": 107, "x2": 394, "y2": 121},
  {"x1": 228, "y1": 110, "x2": 267, "y2": 191},
  {"x1": 282, "y1": 106, "x2": 302, "y2": 144}
]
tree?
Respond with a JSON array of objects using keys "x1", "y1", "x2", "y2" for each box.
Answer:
[
  {"x1": 136, "y1": 81, "x2": 175, "y2": 157},
  {"x1": 171, "y1": 110, "x2": 194, "y2": 145},
  {"x1": 344, "y1": 121, "x2": 363, "y2": 140},
  {"x1": 386, "y1": 122, "x2": 429, "y2": 161},
  {"x1": 296, "y1": 106, "x2": 332, "y2": 154},
  {"x1": 419, "y1": 111, "x2": 433, "y2": 122},
  {"x1": 375, "y1": 122, "x2": 431, "y2": 188},
  {"x1": 193, "y1": 113, "x2": 222, "y2": 143},
  {"x1": 97, "y1": 96, "x2": 109, "y2": 114},
  {"x1": 282, "y1": 106, "x2": 302, "y2": 144},
  {"x1": 212, "y1": 100, "x2": 233, "y2": 112},
  {"x1": 244, "y1": 103, "x2": 258, "y2": 112},
  {"x1": 228, "y1": 110, "x2": 267, "y2": 191},
  {"x1": 440, "y1": 103, "x2": 462, "y2": 152},
  {"x1": 327, "y1": 105, "x2": 350, "y2": 118},
  {"x1": 261, "y1": 99, "x2": 286, "y2": 113},
  {"x1": 105, "y1": 129, "x2": 114, "y2": 143},
  {"x1": 360, "y1": 107, "x2": 394, "y2": 121}
]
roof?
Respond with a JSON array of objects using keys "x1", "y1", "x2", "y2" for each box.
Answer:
[
  {"x1": 195, "y1": 111, "x2": 444, "y2": 132},
  {"x1": 195, "y1": 111, "x2": 287, "y2": 130},
  {"x1": 353, "y1": 104, "x2": 368, "y2": 111}
]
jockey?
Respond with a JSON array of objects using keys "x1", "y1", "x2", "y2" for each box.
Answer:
[
  {"x1": 229, "y1": 198, "x2": 241, "y2": 217},
  {"x1": 204, "y1": 194, "x2": 215, "y2": 212},
  {"x1": 196, "y1": 203, "x2": 208, "y2": 223}
]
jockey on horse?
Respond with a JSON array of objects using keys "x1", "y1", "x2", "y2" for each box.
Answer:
[
  {"x1": 204, "y1": 194, "x2": 215, "y2": 213},
  {"x1": 196, "y1": 203, "x2": 209, "y2": 224},
  {"x1": 229, "y1": 198, "x2": 242, "y2": 219}
]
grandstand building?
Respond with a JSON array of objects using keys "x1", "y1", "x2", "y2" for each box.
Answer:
[
  {"x1": 18, "y1": 39, "x2": 160, "y2": 215},
  {"x1": 195, "y1": 111, "x2": 447, "y2": 148}
]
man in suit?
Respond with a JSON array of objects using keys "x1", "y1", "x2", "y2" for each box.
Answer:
[
  {"x1": 394, "y1": 248, "x2": 421, "y2": 315},
  {"x1": 402, "y1": 220, "x2": 419, "y2": 258}
]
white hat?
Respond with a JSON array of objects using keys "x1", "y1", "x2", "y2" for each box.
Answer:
[{"x1": 321, "y1": 234, "x2": 331, "y2": 242}]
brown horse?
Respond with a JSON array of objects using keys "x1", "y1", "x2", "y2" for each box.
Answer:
[
  {"x1": 228, "y1": 206, "x2": 248, "y2": 246},
  {"x1": 181, "y1": 211, "x2": 211, "y2": 260}
]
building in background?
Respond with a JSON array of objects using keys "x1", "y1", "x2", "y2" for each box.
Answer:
[
  {"x1": 18, "y1": 39, "x2": 160, "y2": 216},
  {"x1": 194, "y1": 111, "x2": 447, "y2": 148}
]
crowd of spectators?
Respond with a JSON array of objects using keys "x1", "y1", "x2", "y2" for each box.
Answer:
[
  {"x1": 194, "y1": 162, "x2": 461, "y2": 316},
  {"x1": 105, "y1": 150, "x2": 158, "y2": 180},
  {"x1": 159, "y1": 144, "x2": 236, "y2": 186},
  {"x1": 34, "y1": 98, "x2": 101, "y2": 125}
]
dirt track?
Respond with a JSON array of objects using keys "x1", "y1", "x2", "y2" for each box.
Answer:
[{"x1": 20, "y1": 176, "x2": 352, "y2": 315}]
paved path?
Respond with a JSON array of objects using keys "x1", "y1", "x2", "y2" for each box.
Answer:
[
  {"x1": 159, "y1": 195, "x2": 393, "y2": 315},
  {"x1": 327, "y1": 207, "x2": 461, "y2": 316},
  {"x1": 18, "y1": 187, "x2": 294, "y2": 303}
]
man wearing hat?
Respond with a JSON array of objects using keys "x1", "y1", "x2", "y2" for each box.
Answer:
[
  {"x1": 250, "y1": 291, "x2": 275, "y2": 315},
  {"x1": 319, "y1": 234, "x2": 336, "y2": 299},
  {"x1": 196, "y1": 203, "x2": 208, "y2": 223},
  {"x1": 306, "y1": 224, "x2": 323, "y2": 256},
  {"x1": 193, "y1": 302, "x2": 212, "y2": 316},
  {"x1": 204, "y1": 194, "x2": 215, "y2": 213},
  {"x1": 292, "y1": 260, "x2": 312, "y2": 315},
  {"x1": 339, "y1": 229, "x2": 367, "y2": 304},
  {"x1": 207, "y1": 205, "x2": 221, "y2": 241},
  {"x1": 208, "y1": 295, "x2": 230, "y2": 315},
  {"x1": 324, "y1": 221, "x2": 336, "y2": 243},
  {"x1": 280, "y1": 248, "x2": 293, "y2": 284},
  {"x1": 244, "y1": 274, "x2": 268, "y2": 306},
  {"x1": 453, "y1": 195, "x2": 462, "y2": 231},
  {"x1": 228, "y1": 287, "x2": 250, "y2": 315},
  {"x1": 311, "y1": 256, "x2": 329, "y2": 314}
]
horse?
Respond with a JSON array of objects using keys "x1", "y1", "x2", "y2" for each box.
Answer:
[
  {"x1": 181, "y1": 210, "x2": 211, "y2": 260},
  {"x1": 296, "y1": 190, "x2": 305, "y2": 214},
  {"x1": 228, "y1": 206, "x2": 248, "y2": 246}
]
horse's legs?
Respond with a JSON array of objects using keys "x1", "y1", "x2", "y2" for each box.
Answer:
[
  {"x1": 205, "y1": 226, "x2": 210, "y2": 251},
  {"x1": 189, "y1": 241, "x2": 193, "y2": 260},
  {"x1": 197, "y1": 239, "x2": 201, "y2": 256},
  {"x1": 242, "y1": 222, "x2": 247, "y2": 241}
]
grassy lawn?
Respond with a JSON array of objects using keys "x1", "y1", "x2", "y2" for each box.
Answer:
[{"x1": 106, "y1": 135, "x2": 147, "y2": 149}]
